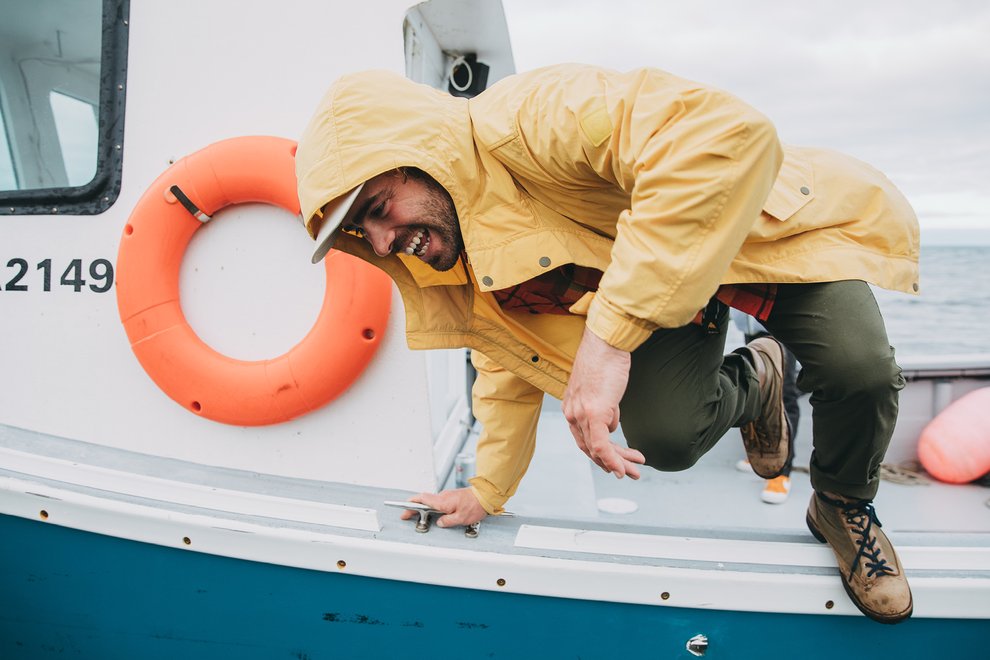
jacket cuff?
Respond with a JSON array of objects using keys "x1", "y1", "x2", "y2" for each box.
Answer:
[
  {"x1": 585, "y1": 293, "x2": 656, "y2": 352},
  {"x1": 469, "y1": 478, "x2": 507, "y2": 515}
]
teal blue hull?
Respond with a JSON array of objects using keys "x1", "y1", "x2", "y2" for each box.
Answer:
[{"x1": 2, "y1": 514, "x2": 987, "y2": 658}]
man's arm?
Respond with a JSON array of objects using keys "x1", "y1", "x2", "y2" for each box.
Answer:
[
  {"x1": 562, "y1": 327, "x2": 645, "y2": 478},
  {"x1": 402, "y1": 350, "x2": 544, "y2": 527},
  {"x1": 505, "y1": 67, "x2": 784, "y2": 462},
  {"x1": 478, "y1": 66, "x2": 783, "y2": 344}
]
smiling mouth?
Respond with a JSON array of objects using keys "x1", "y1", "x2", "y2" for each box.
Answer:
[{"x1": 402, "y1": 228, "x2": 431, "y2": 258}]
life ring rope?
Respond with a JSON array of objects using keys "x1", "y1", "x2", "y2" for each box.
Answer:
[{"x1": 116, "y1": 136, "x2": 391, "y2": 426}]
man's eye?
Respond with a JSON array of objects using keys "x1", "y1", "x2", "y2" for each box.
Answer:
[{"x1": 370, "y1": 202, "x2": 387, "y2": 218}]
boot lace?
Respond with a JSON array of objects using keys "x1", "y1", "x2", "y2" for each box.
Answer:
[{"x1": 822, "y1": 494, "x2": 895, "y2": 579}]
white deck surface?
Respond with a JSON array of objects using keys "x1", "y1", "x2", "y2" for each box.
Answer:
[{"x1": 502, "y1": 394, "x2": 990, "y2": 538}]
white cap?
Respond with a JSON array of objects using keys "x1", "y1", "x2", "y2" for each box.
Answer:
[{"x1": 311, "y1": 183, "x2": 364, "y2": 264}]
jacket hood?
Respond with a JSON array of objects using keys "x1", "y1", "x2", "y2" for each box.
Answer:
[
  {"x1": 296, "y1": 70, "x2": 477, "y2": 242},
  {"x1": 296, "y1": 70, "x2": 588, "y2": 294}
]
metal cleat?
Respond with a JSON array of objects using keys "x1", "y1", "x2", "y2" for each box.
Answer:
[
  {"x1": 384, "y1": 501, "x2": 515, "y2": 536},
  {"x1": 384, "y1": 501, "x2": 444, "y2": 533}
]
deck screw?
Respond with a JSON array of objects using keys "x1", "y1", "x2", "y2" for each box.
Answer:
[
  {"x1": 661, "y1": 592, "x2": 670, "y2": 600},
  {"x1": 825, "y1": 600, "x2": 834, "y2": 610},
  {"x1": 39, "y1": 510, "x2": 49, "y2": 520},
  {"x1": 496, "y1": 578, "x2": 506, "y2": 587},
  {"x1": 182, "y1": 536, "x2": 192, "y2": 545},
  {"x1": 337, "y1": 560, "x2": 346, "y2": 569}
]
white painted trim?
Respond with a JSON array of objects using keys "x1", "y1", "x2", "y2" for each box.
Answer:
[
  {"x1": 515, "y1": 525, "x2": 990, "y2": 572},
  {"x1": 431, "y1": 395, "x2": 473, "y2": 486},
  {"x1": 2, "y1": 474, "x2": 988, "y2": 620},
  {"x1": 0, "y1": 446, "x2": 381, "y2": 532}
]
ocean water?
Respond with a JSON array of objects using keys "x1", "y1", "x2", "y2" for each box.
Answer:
[{"x1": 872, "y1": 245, "x2": 990, "y2": 357}]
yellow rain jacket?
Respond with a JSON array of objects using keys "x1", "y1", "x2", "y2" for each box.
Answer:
[{"x1": 296, "y1": 65, "x2": 919, "y2": 514}]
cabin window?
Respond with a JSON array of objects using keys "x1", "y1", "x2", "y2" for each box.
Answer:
[
  {"x1": 50, "y1": 91, "x2": 100, "y2": 187},
  {"x1": 0, "y1": 110, "x2": 15, "y2": 190},
  {"x1": 0, "y1": 0, "x2": 129, "y2": 214}
]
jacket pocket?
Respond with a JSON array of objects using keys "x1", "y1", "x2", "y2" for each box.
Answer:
[{"x1": 762, "y1": 150, "x2": 815, "y2": 221}]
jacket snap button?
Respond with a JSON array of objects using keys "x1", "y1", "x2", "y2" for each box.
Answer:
[
  {"x1": 539, "y1": 256, "x2": 551, "y2": 268},
  {"x1": 482, "y1": 276, "x2": 493, "y2": 287},
  {"x1": 531, "y1": 355, "x2": 539, "y2": 362},
  {"x1": 800, "y1": 186, "x2": 810, "y2": 195}
]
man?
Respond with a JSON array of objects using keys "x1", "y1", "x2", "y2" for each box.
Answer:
[{"x1": 295, "y1": 65, "x2": 919, "y2": 624}]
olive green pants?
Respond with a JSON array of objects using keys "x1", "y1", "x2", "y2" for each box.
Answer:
[{"x1": 619, "y1": 280, "x2": 904, "y2": 500}]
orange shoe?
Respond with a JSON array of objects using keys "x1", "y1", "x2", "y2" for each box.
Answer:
[{"x1": 761, "y1": 475, "x2": 791, "y2": 504}]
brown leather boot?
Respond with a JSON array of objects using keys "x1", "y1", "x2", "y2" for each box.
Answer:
[
  {"x1": 738, "y1": 336, "x2": 792, "y2": 478},
  {"x1": 806, "y1": 492, "x2": 914, "y2": 624}
]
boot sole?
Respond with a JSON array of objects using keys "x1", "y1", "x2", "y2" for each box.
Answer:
[
  {"x1": 741, "y1": 338, "x2": 792, "y2": 479},
  {"x1": 742, "y1": 420, "x2": 792, "y2": 479},
  {"x1": 806, "y1": 511, "x2": 914, "y2": 624}
]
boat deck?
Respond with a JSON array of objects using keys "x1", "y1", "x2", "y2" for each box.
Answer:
[
  {"x1": 3, "y1": 387, "x2": 989, "y2": 624},
  {"x1": 4, "y1": 344, "x2": 990, "y2": 626},
  {"x1": 4, "y1": 386, "x2": 989, "y2": 549},
  {"x1": 500, "y1": 394, "x2": 990, "y2": 537}
]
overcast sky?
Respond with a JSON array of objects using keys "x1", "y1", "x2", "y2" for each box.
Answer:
[{"x1": 500, "y1": 0, "x2": 990, "y2": 238}]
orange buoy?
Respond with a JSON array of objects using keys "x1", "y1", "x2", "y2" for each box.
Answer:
[
  {"x1": 918, "y1": 387, "x2": 990, "y2": 483},
  {"x1": 116, "y1": 136, "x2": 391, "y2": 426}
]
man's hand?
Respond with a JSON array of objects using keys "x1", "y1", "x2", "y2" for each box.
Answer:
[
  {"x1": 562, "y1": 327, "x2": 646, "y2": 479},
  {"x1": 399, "y1": 488, "x2": 488, "y2": 528}
]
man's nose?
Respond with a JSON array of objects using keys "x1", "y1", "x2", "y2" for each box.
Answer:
[{"x1": 365, "y1": 225, "x2": 394, "y2": 257}]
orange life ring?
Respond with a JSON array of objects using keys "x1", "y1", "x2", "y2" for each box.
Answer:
[{"x1": 115, "y1": 136, "x2": 391, "y2": 426}]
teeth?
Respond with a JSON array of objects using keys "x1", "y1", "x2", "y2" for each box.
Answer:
[
  {"x1": 402, "y1": 229, "x2": 430, "y2": 257},
  {"x1": 416, "y1": 234, "x2": 430, "y2": 257}
]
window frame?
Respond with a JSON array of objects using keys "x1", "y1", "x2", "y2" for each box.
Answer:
[{"x1": 0, "y1": 0, "x2": 130, "y2": 215}]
